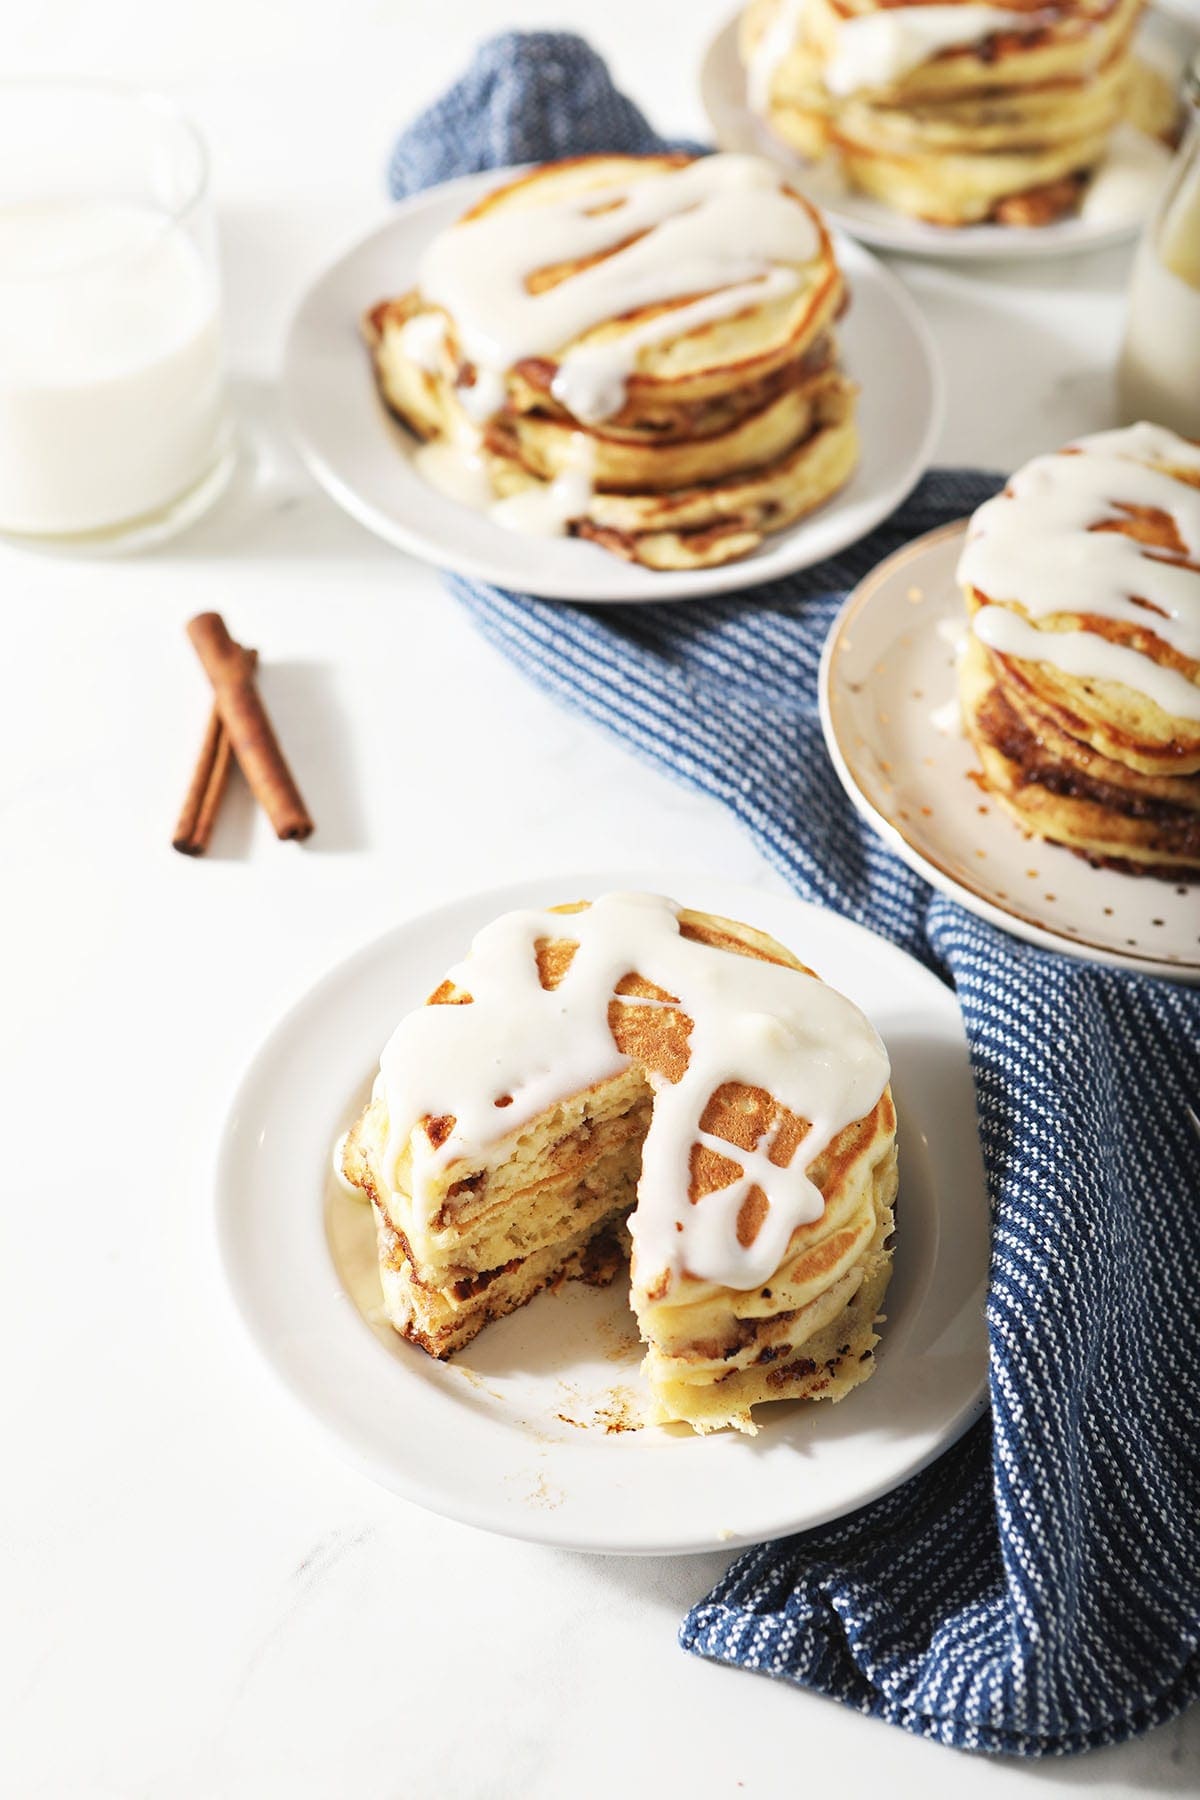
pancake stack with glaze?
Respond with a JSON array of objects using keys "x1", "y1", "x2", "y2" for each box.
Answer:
[
  {"x1": 339, "y1": 892, "x2": 898, "y2": 1435},
  {"x1": 741, "y1": 0, "x2": 1168, "y2": 226},
  {"x1": 957, "y1": 423, "x2": 1200, "y2": 879},
  {"x1": 364, "y1": 153, "x2": 858, "y2": 570}
]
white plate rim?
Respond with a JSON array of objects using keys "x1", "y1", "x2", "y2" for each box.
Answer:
[
  {"x1": 818, "y1": 520, "x2": 1200, "y2": 980},
  {"x1": 700, "y1": 10, "x2": 1155, "y2": 262},
  {"x1": 215, "y1": 870, "x2": 991, "y2": 1555},
  {"x1": 281, "y1": 168, "x2": 943, "y2": 604}
]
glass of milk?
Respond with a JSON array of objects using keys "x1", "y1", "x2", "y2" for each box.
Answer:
[{"x1": 0, "y1": 81, "x2": 232, "y2": 545}]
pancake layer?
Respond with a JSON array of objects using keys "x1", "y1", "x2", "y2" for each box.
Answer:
[
  {"x1": 741, "y1": 0, "x2": 1171, "y2": 227},
  {"x1": 340, "y1": 895, "x2": 898, "y2": 1435},
  {"x1": 957, "y1": 423, "x2": 1200, "y2": 878},
  {"x1": 365, "y1": 153, "x2": 858, "y2": 568}
]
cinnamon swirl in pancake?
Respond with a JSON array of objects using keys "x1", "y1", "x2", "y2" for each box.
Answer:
[
  {"x1": 957, "y1": 423, "x2": 1200, "y2": 877},
  {"x1": 364, "y1": 154, "x2": 858, "y2": 570},
  {"x1": 741, "y1": 0, "x2": 1171, "y2": 227},
  {"x1": 339, "y1": 893, "x2": 897, "y2": 1435}
]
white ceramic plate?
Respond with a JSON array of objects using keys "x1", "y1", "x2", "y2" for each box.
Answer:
[
  {"x1": 820, "y1": 523, "x2": 1200, "y2": 979},
  {"x1": 701, "y1": 12, "x2": 1176, "y2": 262},
  {"x1": 1152, "y1": 0, "x2": 1200, "y2": 32},
  {"x1": 216, "y1": 871, "x2": 990, "y2": 1555},
  {"x1": 281, "y1": 169, "x2": 941, "y2": 604}
]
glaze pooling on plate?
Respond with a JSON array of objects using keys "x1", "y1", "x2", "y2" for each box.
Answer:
[{"x1": 377, "y1": 891, "x2": 890, "y2": 1291}]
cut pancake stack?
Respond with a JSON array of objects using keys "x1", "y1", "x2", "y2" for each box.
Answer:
[
  {"x1": 365, "y1": 153, "x2": 858, "y2": 569},
  {"x1": 741, "y1": 0, "x2": 1170, "y2": 226},
  {"x1": 340, "y1": 893, "x2": 898, "y2": 1435},
  {"x1": 957, "y1": 424, "x2": 1200, "y2": 879}
]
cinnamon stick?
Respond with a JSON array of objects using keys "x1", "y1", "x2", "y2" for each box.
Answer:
[
  {"x1": 185, "y1": 614, "x2": 314, "y2": 842},
  {"x1": 172, "y1": 649, "x2": 258, "y2": 856}
]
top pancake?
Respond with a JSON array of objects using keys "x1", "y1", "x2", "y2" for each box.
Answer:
[{"x1": 392, "y1": 154, "x2": 845, "y2": 423}]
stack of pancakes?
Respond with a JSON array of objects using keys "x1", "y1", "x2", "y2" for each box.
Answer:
[
  {"x1": 340, "y1": 898, "x2": 898, "y2": 1436},
  {"x1": 365, "y1": 153, "x2": 858, "y2": 570},
  {"x1": 958, "y1": 426, "x2": 1200, "y2": 879},
  {"x1": 741, "y1": 0, "x2": 1166, "y2": 226}
]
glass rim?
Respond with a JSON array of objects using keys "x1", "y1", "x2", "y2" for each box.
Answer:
[{"x1": 0, "y1": 78, "x2": 210, "y2": 281}]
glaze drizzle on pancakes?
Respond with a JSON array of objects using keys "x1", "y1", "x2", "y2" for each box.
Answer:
[
  {"x1": 958, "y1": 423, "x2": 1200, "y2": 716},
  {"x1": 740, "y1": 0, "x2": 1167, "y2": 228},
  {"x1": 822, "y1": 4, "x2": 1052, "y2": 97},
  {"x1": 364, "y1": 153, "x2": 859, "y2": 569},
  {"x1": 376, "y1": 892, "x2": 890, "y2": 1293},
  {"x1": 418, "y1": 154, "x2": 821, "y2": 426}
]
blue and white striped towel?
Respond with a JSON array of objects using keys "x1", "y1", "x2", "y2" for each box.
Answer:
[{"x1": 390, "y1": 34, "x2": 1200, "y2": 1757}]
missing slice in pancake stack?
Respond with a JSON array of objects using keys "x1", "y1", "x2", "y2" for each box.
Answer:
[
  {"x1": 957, "y1": 422, "x2": 1200, "y2": 879},
  {"x1": 364, "y1": 153, "x2": 858, "y2": 570}
]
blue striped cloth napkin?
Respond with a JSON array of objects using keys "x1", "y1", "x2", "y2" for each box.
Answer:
[{"x1": 389, "y1": 33, "x2": 1200, "y2": 1757}]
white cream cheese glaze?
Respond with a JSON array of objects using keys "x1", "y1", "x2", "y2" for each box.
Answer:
[
  {"x1": 416, "y1": 154, "x2": 821, "y2": 429},
  {"x1": 972, "y1": 607, "x2": 1200, "y2": 720},
  {"x1": 550, "y1": 267, "x2": 800, "y2": 426},
  {"x1": 959, "y1": 424, "x2": 1200, "y2": 712},
  {"x1": 1080, "y1": 124, "x2": 1174, "y2": 228},
  {"x1": 489, "y1": 434, "x2": 597, "y2": 536},
  {"x1": 411, "y1": 437, "x2": 495, "y2": 511},
  {"x1": 824, "y1": 3, "x2": 1048, "y2": 97},
  {"x1": 375, "y1": 892, "x2": 890, "y2": 1294},
  {"x1": 746, "y1": 0, "x2": 807, "y2": 113},
  {"x1": 396, "y1": 310, "x2": 448, "y2": 374},
  {"x1": 413, "y1": 430, "x2": 596, "y2": 535}
]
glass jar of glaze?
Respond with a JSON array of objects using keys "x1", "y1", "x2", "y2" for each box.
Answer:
[{"x1": 1118, "y1": 54, "x2": 1200, "y2": 438}]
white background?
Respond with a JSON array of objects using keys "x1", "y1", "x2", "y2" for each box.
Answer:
[{"x1": 3, "y1": 2, "x2": 1198, "y2": 1796}]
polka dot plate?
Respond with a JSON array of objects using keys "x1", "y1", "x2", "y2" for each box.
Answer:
[{"x1": 819, "y1": 520, "x2": 1200, "y2": 983}]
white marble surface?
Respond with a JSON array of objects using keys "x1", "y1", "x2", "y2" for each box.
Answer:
[{"x1": 3, "y1": 3, "x2": 1198, "y2": 1795}]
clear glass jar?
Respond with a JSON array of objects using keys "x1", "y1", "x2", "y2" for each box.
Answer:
[
  {"x1": 1118, "y1": 54, "x2": 1200, "y2": 437},
  {"x1": 0, "y1": 80, "x2": 234, "y2": 547}
]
